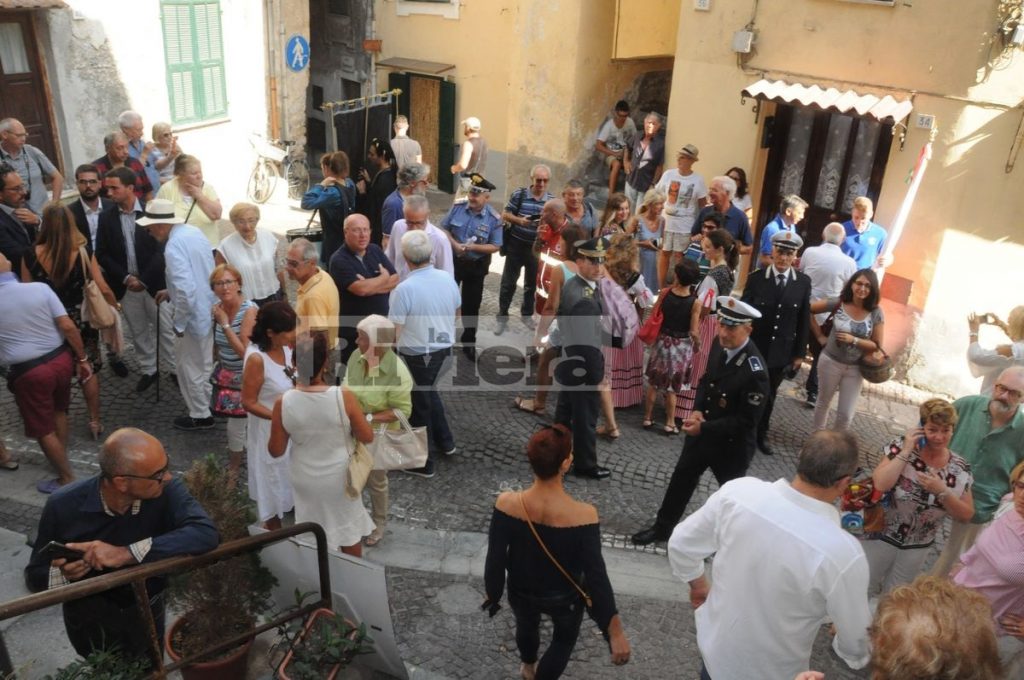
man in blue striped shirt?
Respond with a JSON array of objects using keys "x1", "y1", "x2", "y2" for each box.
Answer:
[{"x1": 496, "y1": 164, "x2": 554, "y2": 334}]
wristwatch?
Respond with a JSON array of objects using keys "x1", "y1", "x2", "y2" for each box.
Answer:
[{"x1": 365, "y1": 413, "x2": 374, "y2": 423}]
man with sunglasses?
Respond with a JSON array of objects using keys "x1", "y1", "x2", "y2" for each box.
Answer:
[
  {"x1": 0, "y1": 117, "x2": 63, "y2": 217},
  {"x1": 931, "y1": 365, "x2": 1024, "y2": 575},
  {"x1": 25, "y1": 427, "x2": 218, "y2": 668}
]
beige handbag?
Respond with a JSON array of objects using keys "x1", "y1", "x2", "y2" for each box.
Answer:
[
  {"x1": 369, "y1": 409, "x2": 428, "y2": 471},
  {"x1": 78, "y1": 246, "x2": 116, "y2": 330},
  {"x1": 340, "y1": 388, "x2": 374, "y2": 499}
]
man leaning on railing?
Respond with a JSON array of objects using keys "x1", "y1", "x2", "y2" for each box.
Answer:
[{"x1": 24, "y1": 428, "x2": 218, "y2": 667}]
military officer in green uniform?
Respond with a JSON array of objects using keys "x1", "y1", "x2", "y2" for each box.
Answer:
[{"x1": 632, "y1": 297, "x2": 770, "y2": 544}]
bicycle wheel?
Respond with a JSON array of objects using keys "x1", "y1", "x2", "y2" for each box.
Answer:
[
  {"x1": 247, "y1": 158, "x2": 279, "y2": 204},
  {"x1": 286, "y1": 157, "x2": 310, "y2": 201}
]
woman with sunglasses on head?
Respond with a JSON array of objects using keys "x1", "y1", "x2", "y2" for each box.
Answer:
[
  {"x1": 208, "y1": 263, "x2": 257, "y2": 482},
  {"x1": 355, "y1": 138, "x2": 398, "y2": 246},
  {"x1": 484, "y1": 424, "x2": 630, "y2": 679},
  {"x1": 809, "y1": 268, "x2": 886, "y2": 431}
]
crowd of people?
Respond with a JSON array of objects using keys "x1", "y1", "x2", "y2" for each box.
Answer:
[{"x1": 2, "y1": 102, "x2": 1023, "y2": 679}]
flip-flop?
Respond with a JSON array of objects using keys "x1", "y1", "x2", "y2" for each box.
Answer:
[
  {"x1": 513, "y1": 396, "x2": 546, "y2": 415},
  {"x1": 0, "y1": 459, "x2": 18, "y2": 471},
  {"x1": 663, "y1": 425, "x2": 680, "y2": 435}
]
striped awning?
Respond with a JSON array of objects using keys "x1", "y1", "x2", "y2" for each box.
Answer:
[
  {"x1": 0, "y1": 0, "x2": 66, "y2": 7},
  {"x1": 742, "y1": 78, "x2": 913, "y2": 122}
]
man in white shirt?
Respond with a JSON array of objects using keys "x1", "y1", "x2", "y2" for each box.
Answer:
[
  {"x1": 668, "y1": 429, "x2": 871, "y2": 680},
  {"x1": 798, "y1": 222, "x2": 857, "y2": 406},
  {"x1": 655, "y1": 144, "x2": 707, "y2": 287},
  {"x1": 594, "y1": 100, "x2": 636, "y2": 194},
  {"x1": 139, "y1": 199, "x2": 217, "y2": 431},
  {"x1": 385, "y1": 193, "x2": 454, "y2": 281}
]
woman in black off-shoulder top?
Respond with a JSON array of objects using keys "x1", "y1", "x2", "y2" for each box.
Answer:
[{"x1": 483, "y1": 424, "x2": 630, "y2": 679}]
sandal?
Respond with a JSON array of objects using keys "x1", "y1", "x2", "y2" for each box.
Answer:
[
  {"x1": 642, "y1": 419, "x2": 654, "y2": 429},
  {"x1": 0, "y1": 458, "x2": 19, "y2": 471},
  {"x1": 364, "y1": 529, "x2": 384, "y2": 547},
  {"x1": 663, "y1": 425, "x2": 680, "y2": 435},
  {"x1": 597, "y1": 424, "x2": 621, "y2": 440},
  {"x1": 513, "y1": 396, "x2": 546, "y2": 415}
]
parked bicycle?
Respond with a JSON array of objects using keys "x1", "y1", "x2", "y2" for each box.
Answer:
[{"x1": 247, "y1": 133, "x2": 310, "y2": 204}]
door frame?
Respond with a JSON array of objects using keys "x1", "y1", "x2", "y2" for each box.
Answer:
[{"x1": 0, "y1": 10, "x2": 62, "y2": 173}]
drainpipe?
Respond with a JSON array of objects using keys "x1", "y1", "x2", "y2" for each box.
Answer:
[
  {"x1": 368, "y1": 3, "x2": 377, "y2": 96},
  {"x1": 277, "y1": 0, "x2": 289, "y2": 141},
  {"x1": 265, "y1": 0, "x2": 280, "y2": 138}
]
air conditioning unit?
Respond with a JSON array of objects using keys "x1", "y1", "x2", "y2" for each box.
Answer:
[{"x1": 732, "y1": 30, "x2": 755, "y2": 54}]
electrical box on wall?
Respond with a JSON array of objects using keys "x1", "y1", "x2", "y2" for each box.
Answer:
[
  {"x1": 694, "y1": 0, "x2": 711, "y2": 10},
  {"x1": 732, "y1": 30, "x2": 754, "y2": 53}
]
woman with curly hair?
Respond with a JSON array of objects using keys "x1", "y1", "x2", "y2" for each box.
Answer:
[{"x1": 21, "y1": 203, "x2": 117, "y2": 440}]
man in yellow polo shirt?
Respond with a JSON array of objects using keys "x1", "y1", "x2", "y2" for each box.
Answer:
[{"x1": 286, "y1": 238, "x2": 340, "y2": 353}]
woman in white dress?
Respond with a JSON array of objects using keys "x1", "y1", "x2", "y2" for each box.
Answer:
[
  {"x1": 241, "y1": 301, "x2": 296, "y2": 531},
  {"x1": 269, "y1": 331, "x2": 375, "y2": 557}
]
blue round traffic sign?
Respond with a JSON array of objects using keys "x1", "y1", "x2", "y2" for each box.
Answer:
[{"x1": 286, "y1": 35, "x2": 310, "y2": 72}]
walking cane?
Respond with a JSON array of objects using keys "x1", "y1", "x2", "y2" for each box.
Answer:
[{"x1": 155, "y1": 299, "x2": 161, "y2": 403}]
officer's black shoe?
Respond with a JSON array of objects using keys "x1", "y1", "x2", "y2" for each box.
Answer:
[
  {"x1": 494, "y1": 317, "x2": 508, "y2": 336},
  {"x1": 135, "y1": 373, "x2": 158, "y2": 393},
  {"x1": 631, "y1": 526, "x2": 670, "y2": 546},
  {"x1": 758, "y1": 439, "x2": 777, "y2": 456},
  {"x1": 521, "y1": 316, "x2": 537, "y2": 331},
  {"x1": 805, "y1": 392, "x2": 817, "y2": 408},
  {"x1": 109, "y1": 356, "x2": 129, "y2": 377},
  {"x1": 462, "y1": 345, "x2": 477, "y2": 361},
  {"x1": 572, "y1": 465, "x2": 611, "y2": 480}
]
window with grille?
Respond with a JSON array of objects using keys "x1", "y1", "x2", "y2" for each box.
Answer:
[{"x1": 160, "y1": 0, "x2": 228, "y2": 124}]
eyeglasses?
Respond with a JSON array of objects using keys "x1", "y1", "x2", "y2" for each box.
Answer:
[
  {"x1": 995, "y1": 383, "x2": 1024, "y2": 400},
  {"x1": 285, "y1": 259, "x2": 304, "y2": 268},
  {"x1": 117, "y1": 463, "x2": 170, "y2": 482},
  {"x1": 533, "y1": 178, "x2": 550, "y2": 183},
  {"x1": 212, "y1": 279, "x2": 238, "y2": 287},
  {"x1": 7, "y1": 131, "x2": 28, "y2": 139}
]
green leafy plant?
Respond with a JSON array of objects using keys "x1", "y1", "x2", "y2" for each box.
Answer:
[
  {"x1": 165, "y1": 454, "x2": 278, "y2": 661},
  {"x1": 275, "y1": 590, "x2": 374, "y2": 679},
  {"x1": 44, "y1": 647, "x2": 149, "y2": 679}
]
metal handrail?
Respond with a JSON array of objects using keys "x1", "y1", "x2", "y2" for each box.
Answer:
[{"x1": 0, "y1": 522, "x2": 332, "y2": 678}]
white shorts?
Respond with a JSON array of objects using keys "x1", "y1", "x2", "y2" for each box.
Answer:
[{"x1": 662, "y1": 231, "x2": 691, "y2": 253}]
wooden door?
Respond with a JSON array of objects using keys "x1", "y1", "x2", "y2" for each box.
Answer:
[
  {"x1": 409, "y1": 76, "x2": 439, "y2": 186},
  {"x1": 0, "y1": 12, "x2": 58, "y2": 168},
  {"x1": 756, "y1": 104, "x2": 893, "y2": 249}
]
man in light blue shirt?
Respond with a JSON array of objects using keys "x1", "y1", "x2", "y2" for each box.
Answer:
[
  {"x1": 758, "y1": 194, "x2": 807, "y2": 267},
  {"x1": 389, "y1": 229, "x2": 461, "y2": 479},
  {"x1": 139, "y1": 199, "x2": 216, "y2": 431},
  {"x1": 841, "y1": 196, "x2": 891, "y2": 270}
]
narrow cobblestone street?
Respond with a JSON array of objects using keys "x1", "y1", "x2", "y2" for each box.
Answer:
[{"x1": 0, "y1": 254, "x2": 945, "y2": 678}]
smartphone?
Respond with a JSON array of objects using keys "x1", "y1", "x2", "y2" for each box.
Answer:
[
  {"x1": 40, "y1": 540, "x2": 85, "y2": 562},
  {"x1": 917, "y1": 419, "x2": 927, "y2": 451},
  {"x1": 983, "y1": 313, "x2": 997, "y2": 325}
]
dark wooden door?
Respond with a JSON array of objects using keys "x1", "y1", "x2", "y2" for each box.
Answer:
[
  {"x1": 757, "y1": 104, "x2": 893, "y2": 249},
  {"x1": 0, "y1": 12, "x2": 59, "y2": 169}
]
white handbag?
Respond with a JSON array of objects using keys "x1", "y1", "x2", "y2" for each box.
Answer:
[{"x1": 369, "y1": 409, "x2": 428, "y2": 471}]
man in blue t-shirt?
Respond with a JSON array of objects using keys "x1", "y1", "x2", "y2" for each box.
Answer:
[
  {"x1": 841, "y1": 196, "x2": 891, "y2": 270},
  {"x1": 758, "y1": 194, "x2": 808, "y2": 267}
]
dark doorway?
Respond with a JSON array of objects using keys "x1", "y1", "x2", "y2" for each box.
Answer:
[
  {"x1": 0, "y1": 12, "x2": 59, "y2": 169},
  {"x1": 388, "y1": 71, "x2": 455, "y2": 193},
  {"x1": 757, "y1": 104, "x2": 893, "y2": 249}
]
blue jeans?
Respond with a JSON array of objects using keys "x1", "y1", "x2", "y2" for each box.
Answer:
[
  {"x1": 401, "y1": 348, "x2": 454, "y2": 457},
  {"x1": 509, "y1": 588, "x2": 585, "y2": 679}
]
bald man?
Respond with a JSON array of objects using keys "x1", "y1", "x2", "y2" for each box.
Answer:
[{"x1": 25, "y1": 428, "x2": 218, "y2": 667}]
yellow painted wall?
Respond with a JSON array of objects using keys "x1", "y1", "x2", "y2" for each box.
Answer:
[
  {"x1": 375, "y1": 0, "x2": 669, "y2": 191},
  {"x1": 612, "y1": 0, "x2": 679, "y2": 59},
  {"x1": 664, "y1": 0, "x2": 1024, "y2": 393}
]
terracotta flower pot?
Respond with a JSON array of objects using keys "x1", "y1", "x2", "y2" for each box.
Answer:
[{"x1": 165, "y1": 614, "x2": 253, "y2": 680}]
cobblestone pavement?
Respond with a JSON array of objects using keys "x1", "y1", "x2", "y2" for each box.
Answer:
[{"x1": 1, "y1": 257, "x2": 943, "y2": 679}]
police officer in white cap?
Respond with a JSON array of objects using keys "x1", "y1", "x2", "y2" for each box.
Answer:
[
  {"x1": 633, "y1": 296, "x2": 770, "y2": 544},
  {"x1": 741, "y1": 230, "x2": 812, "y2": 456}
]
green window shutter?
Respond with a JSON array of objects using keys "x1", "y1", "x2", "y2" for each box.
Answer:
[
  {"x1": 161, "y1": 0, "x2": 227, "y2": 123},
  {"x1": 438, "y1": 79, "x2": 456, "y2": 193}
]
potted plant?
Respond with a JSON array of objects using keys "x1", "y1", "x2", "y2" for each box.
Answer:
[
  {"x1": 274, "y1": 591, "x2": 374, "y2": 680},
  {"x1": 164, "y1": 455, "x2": 278, "y2": 680},
  {"x1": 44, "y1": 647, "x2": 149, "y2": 679}
]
